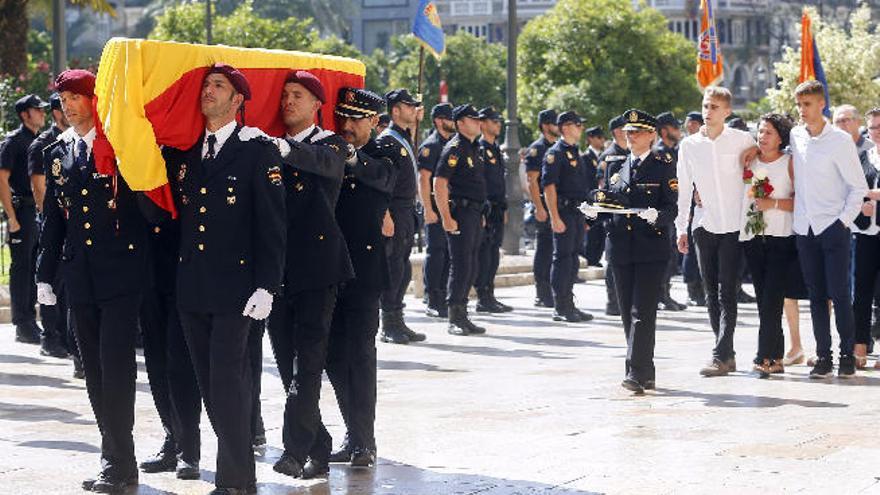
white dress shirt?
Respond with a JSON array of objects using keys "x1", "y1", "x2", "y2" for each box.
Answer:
[
  {"x1": 201, "y1": 120, "x2": 237, "y2": 159},
  {"x1": 675, "y1": 127, "x2": 755, "y2": 237},
  {"x1": 790, "y1": 122, "x2": 868, "y2": 235},
  {"x1": 60, "y1": 126, "x2": 97, "y2": 159}
]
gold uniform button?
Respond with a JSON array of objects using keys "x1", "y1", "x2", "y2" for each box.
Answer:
[
  {"x1": 198, "y1": 244, "x2": 204, "y2": 251},
  {"x1": 81, "y1": 188, "x2": 88, "y2": 196},
  {"x1": 179, "y1": 256, "x2": 183, "y2": 262},
  {"x1": 239, "y1": 259, "x2": 245, "y2": 265},
  {"x1": 83, "y1": 206, "x2": 89, "y2": 212},
  {"x1": 85, "y1": 239, "x2": 92, "y2": 245},
  {"x1": 84, "y1": 222, "x2": 91, "y2": 229},
  {"x1": 199, "y1": 225, "x2": 205, "y2": 232},
  {"x1": 366, "y1": 245, "x2": 372, "y2": 251},
  {"x1": 199, "y1": 206, "x2": 207, "y2": 213},
  {"x1": 200, "y1": 187, "x2": 207, "y2": 194},
  {"x1": 626, "y1": 225, "x2": 632, "y2": 231},
  {"x1": 318, "y1": 234, "x2": 325, "y2": 240},
  {"x1": 128, "y1": 244, "x2": 135, "y2": 250},
  {"x1": 153, "y1": 226, "x2": 161, "y2": 234}
]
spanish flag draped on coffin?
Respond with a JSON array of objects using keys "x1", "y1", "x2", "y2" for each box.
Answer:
[{"x1": 92, "y1": 38, "x2": 366, "y2": 215}]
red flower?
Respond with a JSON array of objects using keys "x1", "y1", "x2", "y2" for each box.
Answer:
[
  {"x1": 743, "y1": 168, "x2": 754, "y2": 183},
  {"x1": 762, "y1": 182, "x2": 774, "y2": 195}
]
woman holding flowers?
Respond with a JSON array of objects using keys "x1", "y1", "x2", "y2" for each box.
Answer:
[{"x1": 739, "y1": 113, "x2": 798, "y2": 377}]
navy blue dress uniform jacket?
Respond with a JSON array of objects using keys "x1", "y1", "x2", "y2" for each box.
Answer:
[
  {"x1": 37, "y1": 129, "x2": 149, "y2": 305},
  {"x1": 336, "y1": 139, "x2": 396, "y2": 291},
  {"x1": 162, "y1": 128, "x2": 286, "y2": 313},
  {"x1": 604, "y1": 151, "x2": 678, "y2": 265},
  {"x1": 279, "y1": 129, "x2": 354, "y2": 295}
]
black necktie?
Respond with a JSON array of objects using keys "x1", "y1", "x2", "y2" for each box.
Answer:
[
  {"x1": 205, "y1": 134, "x2": 217, "y2": 161},
  {"x1": 75, "y1": 139, "x2": 88, "y2": 173}
]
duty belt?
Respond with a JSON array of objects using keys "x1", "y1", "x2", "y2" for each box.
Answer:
[
  {"x1": 449, "y1": 197, "x2": 484, "y2": 212},
  {"x1": 558, "y1": 197, "x2": 583, "y2": 210}
]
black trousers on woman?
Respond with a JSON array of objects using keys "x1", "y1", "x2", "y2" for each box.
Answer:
[
  {"x1": 743, "y1": 236, "x2": 794, "y2": 361},
  {"x1": 853, "y1": 233, "x2": 880, "y2": 345}
]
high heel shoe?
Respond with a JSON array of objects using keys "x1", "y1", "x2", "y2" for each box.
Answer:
[{"x1": 782, "y1": 350, "x2": 804, "y2": 366}]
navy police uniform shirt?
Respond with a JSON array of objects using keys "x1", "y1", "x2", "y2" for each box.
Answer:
[
  {"x1": 605, "y1": 150, "x2": 678, "y2": 265},
  {"x1": 0, "y1": 124, "x2": 37, "y2": 198},
  {"x1": 540, "y1": 140, "x2": 595, "y2": 202},
  {"x1": 524, "y1": 136, "x2": 553, "y2": 190},
  {"x1": 479, "y1": 138, "x2": 506, "y2": 204},
  {"x1": 417, "y1": 129, "x2": 449, "y2": 176},
  {"x1": 435, "y1": 134, "x2": 487, "y2": 202},
  {"x1": 380, "y1": 123, "x2": 418, "y2": 204},
  {"x1": 37, "y1": 127, "x2": 149, "y2": 304},
  {"x1": 28, "y1": 125, "x2": 64, "y2": 177}
]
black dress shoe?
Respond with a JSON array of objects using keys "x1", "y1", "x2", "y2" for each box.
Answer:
[
  {"x1": 139, "y1": 451, "x2": 177, "y2": 473},
  {"x1": 328, "y1": 446, "x2": 352, "y2": 463},
  {"x1": 273, "y1": 453, "x2": 303, "y2": 478},
  {"x1": 302, "y1": 458, "x2": 330, "y2": 479},
  {"x1": 91, "y1": 471, "x2": 138, "y2": 493},
  {"x1": 176, "y1": 460, "x2": 200, "y2": 480},
  {"x1": 574, "y1": 309, "x2": 594, "y2": 322},
  {"x1": 621, "y1": 377, "x2": 645, "y2": 395},
  {"x1": 643, "y1": 380, "x2": 656, "y2": 390},
  {"x1": 252, "y1": 433, "x2": 267, "y2": 449},
  {"x1": 552, "y1": 309, "x2": 581, "y2": 323},
  {"x1": 350, "y1": 448, "x2": 376, "y2": 467},
  {"x1": 534, "y1": 298, "x2": 554, "y2": 308},
  {"x1": 40, "y1": 339, "x2": 69, "y2": 358},
  {"x1": 605, "y1": 303, "x2": 621, "y2": 316},
  {"x1": 14, "y1": 325, "x2": 40, "y2": 344}
]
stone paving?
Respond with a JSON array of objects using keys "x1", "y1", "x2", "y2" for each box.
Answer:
[{"x1": 1, "y1": 279, "x2": 880, "y2": 494}]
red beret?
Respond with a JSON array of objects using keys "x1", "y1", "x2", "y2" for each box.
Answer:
[
  {"x1": 55, "y1": 69, "x2": 96, "y2": 98},
  {"x1": 284, "y1": 70, "x2": 325, "y2": 103},
  {"x1": 205, "y1": 63, "x2": 251, "y2": 100}
]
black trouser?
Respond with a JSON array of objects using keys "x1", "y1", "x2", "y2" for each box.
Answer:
[
  {"x1": 324, "y1": 285, "x2": 380, "y2": 452},
  {"x1": 693, "y1": 228, "x2": 741, "y2": 361},
  {"x1": 248, "y1": 320, "x2": 265, "y2": 443},
  {"x1": 533, "y1": 219, "x2": 553, "y2": 303},
  {"x1": 72, "y1": 293, "x2": 141, "y2": 479},
  {"x1": 140, "y1": 289, "x2": 201, "y2": 464},
  {"x1": 605, "y1": 238, "x2": 618, "y2": 307},
  {"x1": 446, "y1": 202, "x2": 482, "y2": 305},
  {"x1": 798, "y1": 221, "x2": 855, "y2": 359},
  {"x1": 381, "y1": 204, "x2": 415, "y2": 312},
  {"x1": 744, "y1": 237, "x2": 793, "y2": 361},
  {"x1": 612, "y1": 261, "x2": 665, "y2": 382},
  {"x1": 854, "y1": 234, "x2": 880, "y2": 345},
  {"x1": 475, "y1": 210, "x2": 504, "y2": 289},
  {"x1": 550, "y1": 206, "x2": 585, "y2": 308},
  {"x1": 267, "y1": 286, "x2": 338, "y2": 463},
  {"x1": 423, "y1": 221, "x2": 449, "y2": 295},
  {"x1": 179, "y1": 311, "x2": 254, "y2": 489},
  {"x1": 9, "y1": 202, "x2": 37, "y2": 326},
  {"x1": 584, "y1": 223, "x2": 605, "y2": 266}
]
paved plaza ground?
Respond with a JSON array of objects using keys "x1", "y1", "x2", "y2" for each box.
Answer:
[{"x1": 1, "y1": 279, "x2": 880, "y2": 494}]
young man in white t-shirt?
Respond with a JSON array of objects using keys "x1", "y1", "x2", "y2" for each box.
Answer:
[{"x1": 676, "y1": 86, "x2": 756, "y2": 377}]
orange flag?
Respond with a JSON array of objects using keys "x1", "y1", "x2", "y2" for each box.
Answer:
[{"x1": 696, "y1": 0, "x2": 723, "y2": 89}]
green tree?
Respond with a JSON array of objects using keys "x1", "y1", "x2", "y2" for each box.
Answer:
[
  {"x1": 386, "y1": 32, "x2": 507, "y2": 130},
  {"x1": 767, "y1": 6, "x2": 880, "y2": 117},
  {"x1": 518, "y1": 0, "x2": 700, "y2": 135}
]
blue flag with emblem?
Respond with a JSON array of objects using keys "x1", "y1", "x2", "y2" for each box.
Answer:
[{"x1": 412, "y1": 0, "x2": 445, "y2": 58}]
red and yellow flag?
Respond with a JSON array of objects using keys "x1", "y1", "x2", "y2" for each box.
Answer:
[
  {"x1": 93, "y1": 38, "x2": 366, "y2": 213},
  {"x1": 696, "y1": 0, "x2": 723, "y2": 89}
]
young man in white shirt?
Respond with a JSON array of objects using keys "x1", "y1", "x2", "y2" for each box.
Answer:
[
  {"x1": 676, "y1": 86, "x2": 756, "y2": 377},
  {"x1": 791, "y1": 80, "x2": 868, "y2": 378}
]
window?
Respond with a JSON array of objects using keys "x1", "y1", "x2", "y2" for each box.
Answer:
[{"x1": 363, "y1": 0, "x2": 408, "y2": 6}]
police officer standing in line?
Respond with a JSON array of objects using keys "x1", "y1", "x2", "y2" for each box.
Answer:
[
  {"x1": 598, "y1": 115, "x2": 630, "y2": 316},
  {"x1": 603, "y1": 109, "x2": 678, "y2": 395},
  {"x1": 162, "y1": 64, "x2": 286, "y2": 495},
  {"x1": 322, "y1": 87, "x2": 395, "y2": 469},
  {"x1": 581, "y1": 126, "x2": 607, "y2": 268},
  {"x1": 27, "y1": 93, "x2": 75, "y2": 361},
  {"x1": 261, "y1": 70, "x2": 352, "y2": 480},
  {"x1": 475, "y1": 106, "x2": 513, "y2": 313},
  {"x1": 36, "y1": 69, "x2": 150, "y2": 493},
  {"x1": 654, "y1": 111, "x2": 687, "y2": 312},
  {"x1": 542, "y1": 111, "x2": 595, "y2": 323},
  {"x1": 1, "y1": 93, "x2": 47, "y2": 344},
  {"x1": 137, "y1": 181, "x2": 202, "y2": 479},
  {"x1": 378, "y1": 89, "x2": 427, "y2": 344},
  {"x1": 524, "y1": 109, "x2": 558, "y2": 308},
  {"x1": 434, "y1": 104, "x2": 488, "y2": 335},
  {"x1": 418, "y1": 103, "x2": 454, "y2": 318}
]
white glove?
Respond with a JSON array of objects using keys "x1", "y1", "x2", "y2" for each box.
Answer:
[
  {"x1": 638, "y1": 207, "x2": 659, "y2": 225},
  {"x1": 239, "y1": 126, "x2": 291, "y2": 157},
  {"x1": 242, "y1": 288, "x2": 273, "y2": 320},
  {"x1": 583, "y1": 205, "x2": 598, "y2": 220},
  {"x1": 37, "y1": 282, "x2": 57, "y2": 306}
]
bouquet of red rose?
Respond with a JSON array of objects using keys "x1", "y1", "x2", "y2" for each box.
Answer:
[{"x1": 743, "y1": 167, "x2": 774, "y2": 236}]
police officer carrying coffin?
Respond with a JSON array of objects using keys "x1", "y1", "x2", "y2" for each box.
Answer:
[
  {"x1": 524, "y1": 109, "x2": 559, "y2": 307},
  {"x1": 542, "y1": 111, "x2": 595, "y2": 323},
  {"x1": 1, "y1": 93, "x2": 47, "y2": 344},
  {"x1": 262, "y1": 70, "x2": 353, "y2": 480},
  {"x1": 36, "y1": 69, "x2": 150, "y2": 493},
  {"x1": 322, "y1": 87, "x2": 395, "y2": 469},
  {"x1": 378, "y1": 89, "x2": 426, "y2": 344},
  {"x1": 598, "y1": 115, "x2": 630, "y2": 316},
  {"x1": 27, "y1": 93, "x2": 76, "y2": 361},
  {"x1": 582, "y1": 126, "x2": 607, "y2": 268},
  {"x1": 418, "y1": 103, "x2": 454, "y2": 318},
  {"x1": 601, "y1": 109, "x2": 678, "y2": 395},
  {"x1": 161, "y1": 63, "x2": 286, "y2": 495},
  {"x1": 475, "y1": 106, "x2": 513, "y2": 313},
  {"x1": 434, "y1": 104, "x2": 488, "y2": 335},
  {"x1": 654, "y1": 111, "x2": 687, "y2": 312}
]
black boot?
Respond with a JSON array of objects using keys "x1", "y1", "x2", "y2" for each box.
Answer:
[
  {"x1": 380, "y1": 310, "x2": 410, "y2": 345},
  {"x1": 659, "y1": 284, "x2": 686, "y2": 311},
  {"x1": 395, "y1": 310, "x2": 426, "y2": 342},
  {"x1": 488, "y1": 285, "x2": 513, "y2": 313},
  {"x1": 687, "y1": 281, "x2": 706, "y2": 307},
  {"x1": 476, "y1": 287, "x2": 504, "y2": 313},
  {"x1": 448, "y1": 304, "x2": 472, "y2": 336},
  {"x1": 425, "y1": 290, "x2": 448, "y2": 318},
  {"x1": 14, "y1": 324, "x2": 40, "y2": 344},
  {"x1": 553, "y1": 297, "x2": 582, "y2": 323}
]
